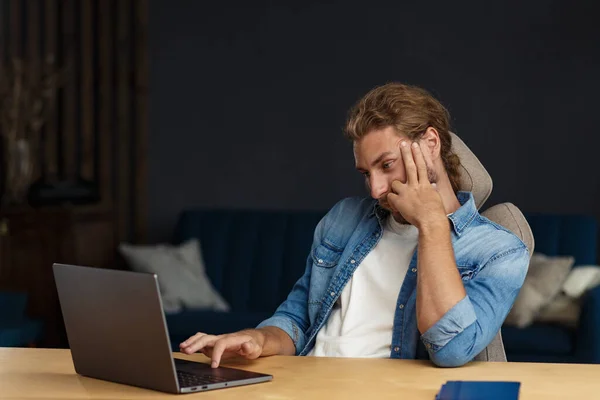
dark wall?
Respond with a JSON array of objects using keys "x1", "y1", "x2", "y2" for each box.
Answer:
[{"x1": 148, "y1": 0, "x2": 600, "y2": 243}]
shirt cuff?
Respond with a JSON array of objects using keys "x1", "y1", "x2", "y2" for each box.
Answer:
[
  {"x1": 420, "y1": 295, "x2": 477, "y2": 352},
  {"x1": 256, "y1": 315, "x2": 305, "y2": 355}
]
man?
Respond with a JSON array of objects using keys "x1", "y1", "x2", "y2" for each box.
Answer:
[{"x1": 180, "y1": 83, "x2": 529, "y2": 368}]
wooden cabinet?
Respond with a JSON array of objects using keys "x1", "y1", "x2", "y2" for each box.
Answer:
[{"x1": 0, "y1": 207, "x2": 115, "y2": 348}]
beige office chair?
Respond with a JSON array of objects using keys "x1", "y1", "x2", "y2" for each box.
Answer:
[{"x1": 450, "y1": 133, "x2": 534, "y2": 362}]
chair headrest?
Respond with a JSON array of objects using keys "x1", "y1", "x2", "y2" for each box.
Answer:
[{"x1": 450, "y1": 132, "x2": 493, "y2": 210}]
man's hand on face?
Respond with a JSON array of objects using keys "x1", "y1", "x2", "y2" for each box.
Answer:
[
  {"x1": 179, "y1": 331, "x2": 264, "y2": 368},
  {"x1": 386, "y1": 140, "x2": 447, "y2": 230}
]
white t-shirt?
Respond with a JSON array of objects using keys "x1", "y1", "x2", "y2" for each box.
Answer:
[{"x1": 308, "y1": 216, "x2": 419, "y2": 358}]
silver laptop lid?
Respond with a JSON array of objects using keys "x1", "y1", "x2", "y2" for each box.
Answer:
[{"x1": 53, "y1": 263, "x2": 180, "y2": 394}]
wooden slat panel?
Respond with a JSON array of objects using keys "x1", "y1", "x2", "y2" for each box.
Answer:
[
  {"x1": 28, "y1": 0, "x2": 41, "y2": 181},
  {"x1": 0, "y1": 1, "x2": 7, "y2": 63},
  {"x1": 43, "y1": 0, "x2": 58, "y2": 180},
  {"x1": 80, "y1": 0, "x2": 94, "y2": 182},
  {"x1": 98, "y1": 0, "x2": 113, "y2": 210},
  {"x1": 27, "y1": 0, "x2": 41, "y2": 98},
  {"x1": 133, "y1": 0, "x2": 148, "y2": 243},
  {"x1": 60, "y1": 0, "x2": 76, "y2": 180},
  {"x1": 9, "y1": 0, "x2": 21, "y2": 59},
  {"x1": 116, "y1": 0, "x2": 132, "y2": 243}
]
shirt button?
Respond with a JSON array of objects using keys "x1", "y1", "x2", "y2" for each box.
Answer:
[
  {"x1": 375, "y1": 232, "x2": 380, "y2": 237},
  {"x1": 350, "y1": 259, "x2": 356, "y2": 264},
  {"x1": 330, "y1": 291, "x2": 336, "y2": 297},
  {"x1": 398, "y1": 304, "x2": 404, "y2": 309},
  {"x1": 394, "y1": 347, "x2": 400, "y2": 352},
  {"x1": 411, "y1": 268, "x2": 417, "y2": 273},
  {"x1": 318, "y1": 259, "x2": 323, "y2": 263}
]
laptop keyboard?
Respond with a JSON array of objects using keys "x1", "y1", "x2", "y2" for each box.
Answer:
[{"x1": 177, "y1": 370, "x2": 229, "y2": 387}]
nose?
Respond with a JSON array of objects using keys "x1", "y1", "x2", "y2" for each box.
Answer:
[{"x1": 369, "y1": 174, "x2": 389, "y2": 200}]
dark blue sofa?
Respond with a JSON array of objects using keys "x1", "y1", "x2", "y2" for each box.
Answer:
[
  {"x1": 166, "y1": 209, "x2": 325, "y2": 350},
  {"x1": 502, "y1": 214, "x2": 599, "y2": 364},
  {"x1": 165, "y1": 209, "x2": 600, "y2": 363},
  {"x1": 0, "y1": 291, "x2": 44, "y2": 347}
]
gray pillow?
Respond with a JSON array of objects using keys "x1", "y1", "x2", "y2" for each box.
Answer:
[
  {"x1": 504, "y1": 253, "x2": 574, "y2": 328},
  {"x1": 535, "y1": 293, "x2": 581, "y2": 328},
  {"x1": 533, "y1": 266, "x2": 600, "y2": 328},
  {"x1": 119, "y1": 239, "x2": 230, "y2": 314}
]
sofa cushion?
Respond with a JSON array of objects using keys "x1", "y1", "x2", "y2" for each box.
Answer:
[
  {"x1": 561, "y1": 265, "x2": 600, "y2": 298},
  {"x1": 535, "y1": 293, "x2": 581, "y2": 328},
  {"x1": 119, "y1": 239, "x2": 230, "y2": 313},
  {"x1": 502, "y1": 323, "x2": 574, "y2": 355},
  {"x1": 505, "y1": 253, "x2": 574, "y2": 328}
]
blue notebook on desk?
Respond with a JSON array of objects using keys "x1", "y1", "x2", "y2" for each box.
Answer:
[{"x1": 436, "y1": 381, "x2": 521, "y2": 400}]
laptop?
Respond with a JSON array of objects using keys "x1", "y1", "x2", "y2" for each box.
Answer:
[{"x1": 53, "y1": 263, "x2": 273, "y2": 394}]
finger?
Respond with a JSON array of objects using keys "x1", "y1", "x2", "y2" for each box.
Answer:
[
  {"x1": 400, "y1": 141, "x2": 417, "y2": 184},
  {"x1": 239, "y1": 341, "x2": 253, "y2": 355},
  {"x1": 202, "y1": 347, "x2": 236, "y2": 361},
  {"x1": 210, "y1": 340, "x2": 226, "y2": 368},
  {"x1": 179, "y1": 333, "x2": 207, "y2": 353},
  {"x1": 390, "y1": 179, "x2": 404, "y2": 195},
  {"x1": 211, "y1": 336, "x2": 249, "y2": 368},
  {"x1": 182, "y1": 334, "x2": 219, "y2": 355},
  {"x1": 239, "y1": 341, "x2": 261, "y2": 359},
  {"x1": 180, "y1": 332, "x2": 205, "y2": 348},
  {"x1": 412, "y1": 142, "x2": 429, "y2": 183},
  {"x1": 387, "y1": 191, "x2": 400, "y2": 208}
]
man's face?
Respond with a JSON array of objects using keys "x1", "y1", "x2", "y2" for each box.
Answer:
[{"x1": 354, "y1": 126, "x2": 438, "y2": 216}]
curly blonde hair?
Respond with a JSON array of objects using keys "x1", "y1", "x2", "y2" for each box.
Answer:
[{"x1": 345, "y1": 82, "x2": 461, "y2": 193}]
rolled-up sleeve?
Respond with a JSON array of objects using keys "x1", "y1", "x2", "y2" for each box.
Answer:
[
  {"x1": 421, "y1": 295, "x2": 477, "y2": 350},
  {"x1": 255, "y1": 261, "x2": 312, "y2": 354},
  {"x1": 422, "y1": 246, "x2": 530, "y2": 367}
]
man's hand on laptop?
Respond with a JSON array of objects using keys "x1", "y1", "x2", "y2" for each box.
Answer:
[{"x1": 179, "y1": 330, "x2": 264, "y2": 368}]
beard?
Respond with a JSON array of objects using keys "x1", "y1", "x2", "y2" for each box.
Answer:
[{"x1": 377, "y1": 166, "x2": 439, "y2": 224}]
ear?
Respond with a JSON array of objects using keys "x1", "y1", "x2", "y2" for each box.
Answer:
[{"x1": 421, "y1": 127, "x2": 441, "y2": 161}]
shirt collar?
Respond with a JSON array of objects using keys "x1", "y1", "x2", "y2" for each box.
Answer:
[
  {"x1": 447, "y1": 191, "x2": 478, "y2": 236},
  {"x1": 369, "y1": 191, "x2": 478, "y2": 236}
]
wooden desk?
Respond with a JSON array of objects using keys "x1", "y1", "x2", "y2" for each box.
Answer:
[{"x1": 1, "y1": 348, "x2": 600, "y2": 399}]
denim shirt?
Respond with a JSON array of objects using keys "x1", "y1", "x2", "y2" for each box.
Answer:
[{"x1": 257, "y1": 192, "x2": 529, "y2": 367}]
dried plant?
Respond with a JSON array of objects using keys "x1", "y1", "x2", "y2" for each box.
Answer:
[
  {"x1": 0, "y1": 55, "x2": 68, "y2": 143},
  {"x1": 0, "y1": 55, "x2": 69, "y2": 204}
]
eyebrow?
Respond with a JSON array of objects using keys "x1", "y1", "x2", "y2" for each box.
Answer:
[{"x1": 356, "y1": 151, "x2": 394, "y2": 171}]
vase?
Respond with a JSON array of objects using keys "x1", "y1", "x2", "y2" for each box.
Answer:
[{"x1": 2, "y1": 138, "x2": 35, "y2": 206}]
